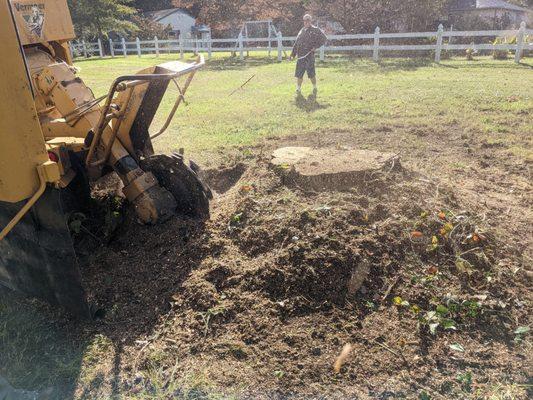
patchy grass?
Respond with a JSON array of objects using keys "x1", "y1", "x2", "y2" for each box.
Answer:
[
  {"x1": 0, "y1": 288, "x2": 231, "y2": 399},
  {"x1": 75, "y1": 53, "x2": 533, "y2": 167},
  {"x1": 0, "y1": 289, "x2": 85, "y2": 397}
]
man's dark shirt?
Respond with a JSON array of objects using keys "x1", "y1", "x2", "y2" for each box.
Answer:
[{"x1": 291, "y1": 25, "x2": 327, "y2": 58}]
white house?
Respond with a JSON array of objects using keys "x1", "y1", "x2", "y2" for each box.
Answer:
[
  {"x1": 449, "y1": 0, "x2": 532, "y2": 28},
  {"x1": 144, "y1": 8, "x2": 196, "y2": 38}
]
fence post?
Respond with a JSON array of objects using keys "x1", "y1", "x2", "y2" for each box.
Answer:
[
  {"x1": 179, "y1": 35, "x2": 184, "y2": 59},
  {"x1": 154, "y1": 36, "x2": 159, "y2": 57},
  {"x1": 68, "y1": 42, "x2": 74, "y2": 60},
  {"x1": 136, "y1": 37, "x2": 141, "y2": 57},
  {"x1": 320, "y1": 42, "x2": 325, "y2": 61},
  {"x1": 208, "y1": 33, "x2": 212, "y2": 60},
  {"x1": 82, "y1": 40, "x2": 88, "y2": 58},
  {"x1": 268, "y1": 24, "x2": 272, "y2": 57},
  {"x1": 515, "y1": 21, "x2": 526, "y2": 63},
  {"x1": 121, "y1": 37, "x2": 127, "y2": 57},
  {"x1": 97, "y1": 38, "x2": 103, "y2": 58},
  {"x1": 277, "y1": 31, "x2": 283, "y2": 62},
  {"x1": 239, "y1": 33, "x2": 244, "y2": 60},
  {"x1": 373, "y1": 27, "x2": 380, "y2": 62},
  {"x1": 435, "y1": 24, "x2": 444, "y2": 63}
]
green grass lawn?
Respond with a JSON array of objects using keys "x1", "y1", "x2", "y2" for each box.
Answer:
[{"x1": 75, "y1": 53, "x2": 533, "y2": 167}]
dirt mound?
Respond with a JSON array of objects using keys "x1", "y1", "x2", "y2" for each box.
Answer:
[{"x1": 70, "y1": 149, "x2": 531, "y2": 398}]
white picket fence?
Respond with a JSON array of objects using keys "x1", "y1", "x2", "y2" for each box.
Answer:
[{"x1": 71, "y1": 22, "x2": 532, "y2": 63}]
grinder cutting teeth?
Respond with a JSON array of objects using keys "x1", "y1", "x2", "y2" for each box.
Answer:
[{"x1": 0, "y1": 0, "x2": 212, "y2": 317}]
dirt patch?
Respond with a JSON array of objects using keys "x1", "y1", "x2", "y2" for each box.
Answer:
[
  {"x1": 203, "y1": 163, "x2": 247, "y2": 194},
  {"x1": 63, "y1": 148, "x2": 532, "y2": 399}
]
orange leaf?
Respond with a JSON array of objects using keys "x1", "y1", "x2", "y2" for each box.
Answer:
[
  {"x1": 438, "y1": 212, "x2": 446, "y2": 220},
  {"x1": 427, "y1": 265, "x2": 439, "y2": 275},
  {"x1": 411, "y1": 231, "x2": 424, "y2": 238},
  {"x1": 240, "y1": 185, "x2": 253, "y2": 193}
]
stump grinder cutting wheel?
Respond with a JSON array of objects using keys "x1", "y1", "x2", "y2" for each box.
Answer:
[{"x1": 0, "y1": 0, "x2": 212, "y2": 317}]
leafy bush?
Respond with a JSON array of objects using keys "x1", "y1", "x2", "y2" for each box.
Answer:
[{"x1": 492, "y1": 36, "x2": 516, "y2": 60}]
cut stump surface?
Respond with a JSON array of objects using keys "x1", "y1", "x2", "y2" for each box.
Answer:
[{"x1": 271, "y1": 147, "x2": 400, "y2": 191}]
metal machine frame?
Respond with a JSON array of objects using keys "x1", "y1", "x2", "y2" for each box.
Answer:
[{"x1": 0, "y1": 0, "x2": 211, "y2": 317}]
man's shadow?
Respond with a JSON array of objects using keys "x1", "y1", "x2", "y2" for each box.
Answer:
[{"x1": 295, "y1": 92, "x2": 330, "y2": 113}]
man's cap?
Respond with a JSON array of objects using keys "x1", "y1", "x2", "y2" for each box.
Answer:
[{"x1": 303, "y1": 14, "x2": 312, "y2": 21}]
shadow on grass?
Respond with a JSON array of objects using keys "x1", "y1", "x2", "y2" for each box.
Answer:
[
  {"x1": 0, "y1": 216, "x2": 211, "y2": 399},
  {"x1": 0, "y1": 287, "x2": 85, "y2": 399},
  {"x1": 205, "y1": 55, "x2": 281, "y2": 71},
  {"x1": 295, "y1": 92, "x2": 330, "y2": 113},
  {"x1": 203, "y1": 55, "x2": 436, "y2": 73},
  {"x1": 73, "y1": 54, "x2": 532, "y2": 74},
  {"x1": 316, "y1": 56, "x2": 435, "y2": 73},
  {"x1": 517, "y1": 61, "x2": 533, "y2": 69}
]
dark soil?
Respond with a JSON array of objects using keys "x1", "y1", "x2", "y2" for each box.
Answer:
[{"x1": 67, "y1": 146, "x2": 532, "y2": 399}]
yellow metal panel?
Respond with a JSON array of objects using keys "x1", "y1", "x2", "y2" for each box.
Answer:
[
  {"x1": 115, "y1": 66, "x2": 157, "y2": 156},
  {"x1": 0, "y1": 0, "x2": 49, "y2": 203},
  {"x1": 10, "y1": 0, "x2": 75, "y2": 46}
]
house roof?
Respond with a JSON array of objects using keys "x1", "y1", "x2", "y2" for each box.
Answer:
[
  {"x1": 452, "y1": 0, "x2": 531, "y2": 12},
  {"x1": 143, "y1": 8, "x2": 193, "y2": 22},
  {"x1": 477, "y1": 0, "x2": 530, "y2": 12}
]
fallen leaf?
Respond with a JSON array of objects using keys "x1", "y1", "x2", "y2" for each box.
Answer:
[
  {"x1": 514, "y1": 326, "x2": 530, "y2": 335},
  {"x1": 438, "y1": 212, "x2": 446, "y2": 220},
  {"x1": 333, "y1": 344, "x2": 353, "y2": 373},
  {"x1": 393, "y1": 296, "x2": 403, "y2": 306},
  {"x1": 427, "y1": 265, "x2": 439, "y2": 275},
  {"x1": 449, "y1": 343, "x2": 465, "y2": 352},
  {"x1": 240, "y1": 185, "x2": 253, "y2": 193},
  {"x1": 456, "y1": 258, "x2": 474, "y2": 275},
  {"x1": 411, "y1": 231, "x2": 423, "y2": 238}
]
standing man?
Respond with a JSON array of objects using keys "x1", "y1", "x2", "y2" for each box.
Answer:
[{"x1": 291, "y1": 14, "x2": 327, "y2": 95}]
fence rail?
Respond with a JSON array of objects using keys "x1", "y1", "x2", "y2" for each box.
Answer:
[{"x1": 70, "y1": 22, "x2": 532, "y2": 63}]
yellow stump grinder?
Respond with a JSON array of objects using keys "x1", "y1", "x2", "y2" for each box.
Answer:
[{"x1": 0, "y1": 0, "x2": 212, "y2": 317}]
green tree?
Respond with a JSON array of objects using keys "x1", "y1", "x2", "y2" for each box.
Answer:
[
  {"x1": 309, "y1": 0, "x2": 450, "y2": 33},
  {"x1": 173, "y1": 0, "x2": 307, "y2": 35},
  {"x1": 173, "y1": 0, "x2": 453, "y2": 35},
  {"x1": 67, "y1": 0, "x2": 138, "y2": 40},
  {"x1": 132, "y1": 0, "x2": 173, "y2": 12}
]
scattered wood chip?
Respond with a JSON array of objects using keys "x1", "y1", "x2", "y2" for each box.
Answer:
[{"x1": 333, "y1": 343, "x2": 353, "y2": 373}]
